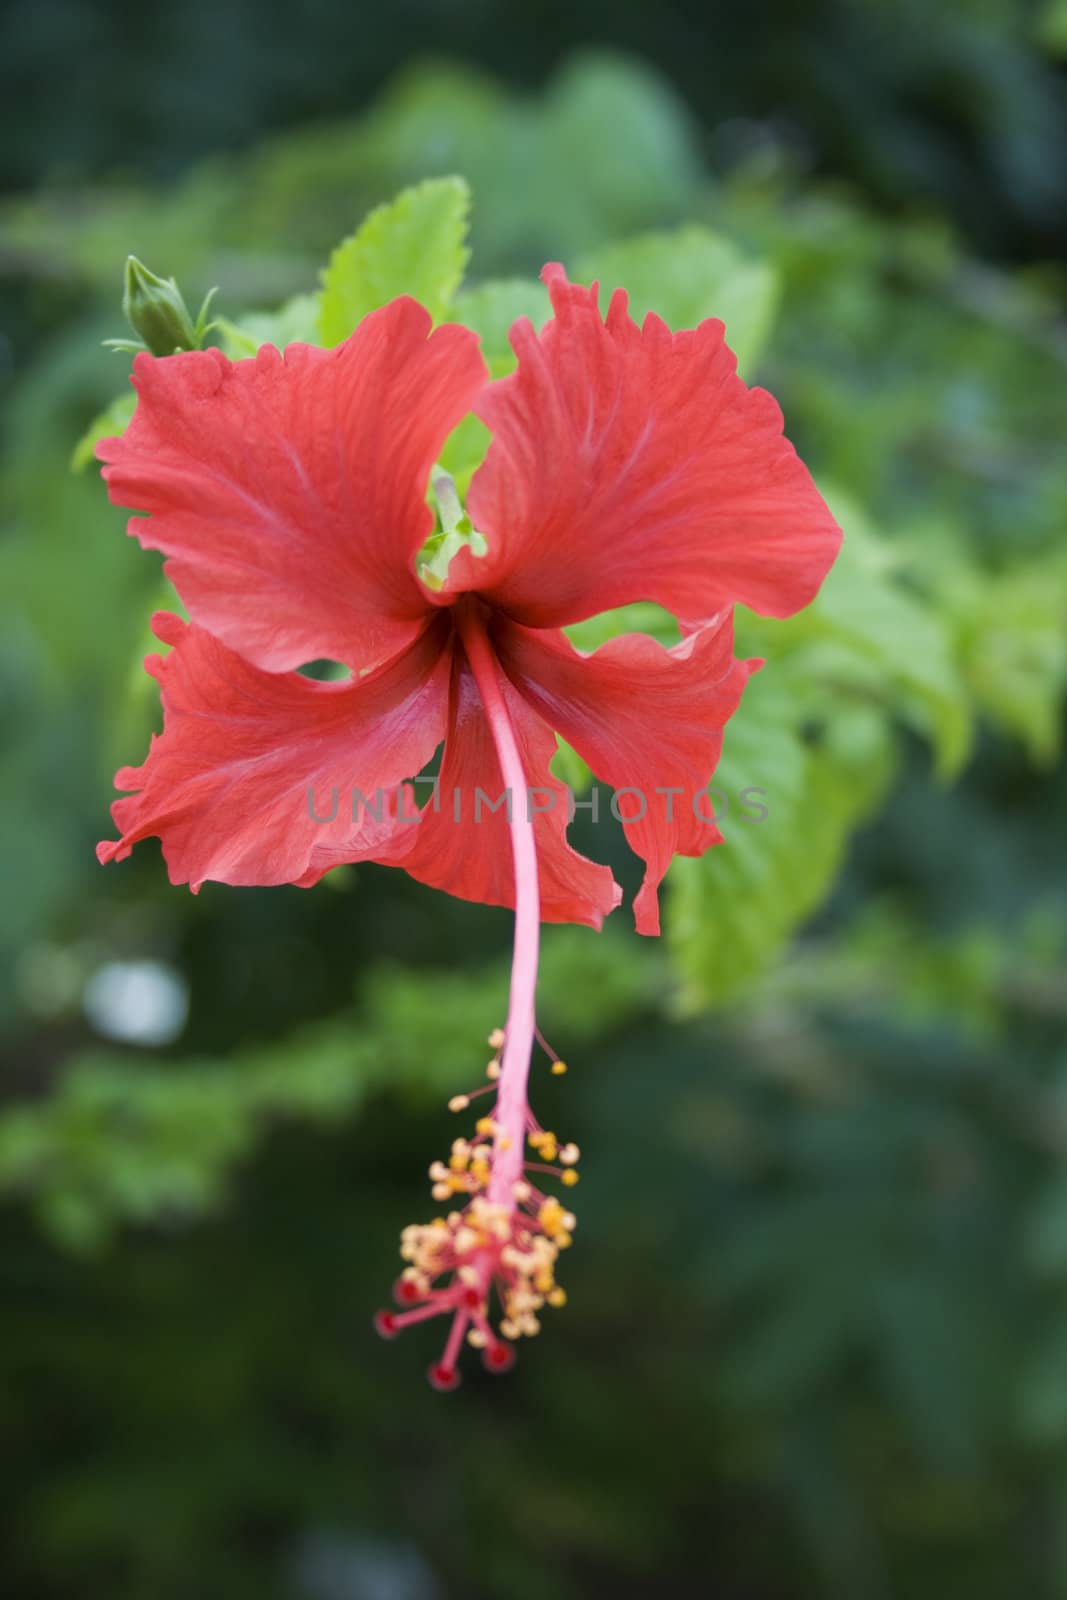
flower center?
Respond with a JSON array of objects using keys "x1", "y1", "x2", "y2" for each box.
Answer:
[{"x1": 415, "y1": 466, "x2": 488, "y2": 592}]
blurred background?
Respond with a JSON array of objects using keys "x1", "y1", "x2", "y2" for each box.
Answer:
[{"x1": 2, "y1": 1, "x2": 1067, "y2": 1595}]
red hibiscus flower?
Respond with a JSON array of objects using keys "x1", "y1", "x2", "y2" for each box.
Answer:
[{"x1": 97, "y1": 264, "x2": 841, "y2": 1387}]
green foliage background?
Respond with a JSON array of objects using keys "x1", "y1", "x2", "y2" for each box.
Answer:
[{"x1": 2, "y1": 5, "x2": 1066, "y2": 1596}]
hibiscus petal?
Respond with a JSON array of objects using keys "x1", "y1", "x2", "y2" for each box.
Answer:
[
  {"x1": 98, "y1": 301, "x2": 487, "y2": 673},
  {"x1": 98, "y1": 611, "x2": 452, "y2": 891},
  {"x1": 392, "y1": 650, "x2": 622, "y2": 929},
  {"x1": 491, "y1": 611, "x2": 758, "y2": 936},
  {"x1": 448, "y1": 265, "x2": 841, "y2": 629}
]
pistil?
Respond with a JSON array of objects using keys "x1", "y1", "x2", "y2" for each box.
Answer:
[
  {"x1": 374, "y1": 601, "x2": 580, "y2": 1387},
  {"x1": 454, "y1": 601, "x2": 541, "y2": 1199}
]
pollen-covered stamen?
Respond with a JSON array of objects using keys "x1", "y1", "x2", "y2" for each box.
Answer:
[
  {"x1": 375, "y1": 1034, "x2": 581, "y2": 1373},
  {"x1": 535, "y1": 1023, "x2": 568, "y2": 1076},
  {"x1": 375, "y1": 1159, "x2": 577, "y2": 1379},
  {"x1": 447, "y1": 1083, "x2": 497, "y2": 1113}
]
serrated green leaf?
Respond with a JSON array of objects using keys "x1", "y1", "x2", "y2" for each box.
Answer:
[
  {"x1": 667, "y1": 672, "x2": 895, "y2": 1008},
  {"x1": 955, "y1": 561, "x2": 1067, "y2": 765},
  {"x1": 576, "y1": 225, "x2": 781, "y2": 374},
  {"x1": 70, "y1": 391, "x2": 136, "y2": 472},
  {"x1": 764, "y1": 489, "x2": 973, "y2": 778},
  {"x1": 318, "y1": 176, "x2": 471, "y2": 346},
  {"x1": 814, "y1": 537, "x2": 971, "y2": 778}
]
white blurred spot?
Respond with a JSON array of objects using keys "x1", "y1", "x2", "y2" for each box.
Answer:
[
  {"x1": 83, "y1": 960, "x2": 189, "y2": 1046},
  {"x1": 293, "y1": 1533, "x2": 443, "y2": 1600}
]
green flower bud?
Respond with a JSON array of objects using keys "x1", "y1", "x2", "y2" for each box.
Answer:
[{"x1": 107, "y1": 257, "x2": 218, "y2": 358}]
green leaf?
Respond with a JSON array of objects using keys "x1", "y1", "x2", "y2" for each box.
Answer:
[
  {"x1": 576, "y1": 225, "x2": 781, "y2": 374},
  {"x1": 436, "y1": 279, "x2": 550, "y2": 490},
  {"x1": 70, "y1": 391, "x2": 136, "y2": 472},
  {"x1": 1038, "y1": 0, "x2": 1067, "y2": 54},
  {"x1": 436, "y1": 412, "x2": 491, "y2": 498},
  {"x1": 449, "y1": 277, "x2": 551, "y2": 376},
  {"x1": 763, "y1": 489, "x2": 974, "y2": 779},
  {"x1": 564, "y1": 602, "x2": 680, "y2": 653},
  {"x1": 815, "y1": 542, "x2": 971, "y2": 778},
  {"x1": 955, "y1": 560, "x2": 1067, "y2": 766},
  {"x1": 549, "y1": 736, "x2": 592, "y2": 794},
  {"x1": 540, "y1": 54, "x2": 699, "y2": 240},
  {"x1": 318, "y1": 176, "x2": 471, "y2": 346},
  {"x1": 216, "y1": 292, "x2": 322, "y2": 357},
  {"x1": 667, "y1": 672, "x2": 895, "y2": 1008}
]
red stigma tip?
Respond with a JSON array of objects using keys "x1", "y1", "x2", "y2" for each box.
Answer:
[
  {"x1": 374, "y1": 1311, "x2": 399, "y2": 1340},
  {"x1": 394, "y1": 1277, "x2": 422, "y2": 1304},
  {"x1": 463, "y1": 1287, "x2": 482, "y2": 1309},
  {"x1": 483, "y1": 1342, "x2": 516, "y2": 1373},
  {"x1": 428, "y1": 1362, "x2": 461, "y2": 1392}
]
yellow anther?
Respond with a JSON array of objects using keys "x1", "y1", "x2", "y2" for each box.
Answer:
[
  {"x1": 547, "y1": 1287, "x2": 567, "y2": 1308},
  {"x1": 538, "y1": 1201, "x2": 565, "y2": 1236},
  {"x1": 561, "y1": 1169, "x2": 579, "y2": 1187},
  {"x1": 449, "y1": 1153, "x2": 468, "y2": 1173},
  {"x1": 551, "y1": 1059, "x2": 568, "y2": 1076},
  {"x1": 498, "y1": 1135, "x2": 512, "y2": 1151},
  {"x1": 448, "y1": 1094, "x2": 470, "y2": 1113},
  {"x1": 475, "y1": 1116, "x2": 495, "y2": 1137},
  {"x1": 486, "y1": 1058, "x2": 501, "y2": 1080},
  {"x1": 488, "y1": 1028, "x2": 506, "y2": 1050},
  {"x1": 528, "y1": 1130, "x2": 558, "y2": 1160}
]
